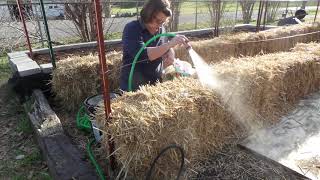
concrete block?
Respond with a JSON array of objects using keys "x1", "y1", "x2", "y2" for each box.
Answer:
[
  {"x1": 8, "y1": 52, "x2": 28, "y2": 59},
  {"x1": 40, "y1": 63, "x2": 53, "y2": 74},
  {"x1": 9, "y1": 57, "x2": 34, "y2": 72},
  {"x1": 16, "y1": 61, "x2": 41, "y2": 77}
]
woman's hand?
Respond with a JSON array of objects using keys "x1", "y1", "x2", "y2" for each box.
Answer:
[
  {"x1": 162, "y1": 48, "x2": 175, "y2": 68},
  {"x1": 168, "y1": 35, "x2": 189, "y2": 48},
  {"x1": 163, "y1": 53, "x2": 174, "y2": 68}
]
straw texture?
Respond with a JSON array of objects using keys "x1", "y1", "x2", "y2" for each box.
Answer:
[
  {"x1": 175, "y1": 23, "x2": 320, "y2": 64},
  {"x1": 51, "y1": 51, "x2": 122, "y2": 111},
  {"x1": 96, "y1": 42, "x2": 320, "y2": 179},
  {"x1": 52, "y1": 23, "x2": 319, "y2": 112}
]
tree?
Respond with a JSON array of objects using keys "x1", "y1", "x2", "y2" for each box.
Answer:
[
  {"x1": 64, "y1": 3, "x2": 96, "y2": 42},
  {"x1": 168, "y1": 0, "x2": 182, "y2": 32},
  {"x1": 240, "y1": 1, "x2": 255, "y2": 24},
  {"x1": 301, "y1": 1, "x2": 307, "y2": 9},
  {"x1": 207, "y1": 0, "x2": 227, "y2": 28},
  {"x1": 103, "y1": 0, "x2": 112, "y2": 18},
  {"x1": 266, "y1": 2, "x2": 281, "y2": 23}
]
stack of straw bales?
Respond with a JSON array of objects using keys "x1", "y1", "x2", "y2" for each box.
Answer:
[
  {"x1": 96, "y1": 42, "x2": 320, "y2": 179},
  {"x1": 52, "y1": 23, "x2": 319, "y2": 112},
  {"x1": 175, "y1": 23, "x2": 320, "y2": 64},
  {"x1": 51, "y1": 52, "x2": 122, "y2": 111}
]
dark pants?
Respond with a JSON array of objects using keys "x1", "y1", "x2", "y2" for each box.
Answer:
[{"x1": 130, "y1": 71, "x2": 149, "y2": 91}]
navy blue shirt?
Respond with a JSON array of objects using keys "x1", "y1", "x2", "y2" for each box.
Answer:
[
  {"x1": 277, "y1": 16, "x2": 300, "y2": 26},
  {"x1": 120, "y1": 20, "x2": 166, "y2": 91}
]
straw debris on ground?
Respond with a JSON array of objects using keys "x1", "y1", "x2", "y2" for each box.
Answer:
[
  {"x1": 189, "y1": 144, "x2": 306, "y2": 179},
  {"x1": 175, "y1": 23, "x2": 320, "y2": 64},
  {"x1": 96, "y1": 42, "x2": 320, "y2": 179},
  {"x1": 51, "y1": 51, "x2": 122, "y2": 111}
]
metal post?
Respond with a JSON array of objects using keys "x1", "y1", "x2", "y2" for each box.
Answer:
[
  {"x1": 32, "y1": 0, "x2": 45, "y2": 47},
  {"x1": 213, "y1": 1, "x2": 217, "y2": 36},
  {"x1": 235, "y1": 1, "x2": 239, "y2": 23},
  {"x1": 213, "y1": 0, "x2": 221, "y2": 37},
  {"x1": 16, "y1": 0, "x2": 33, "y2": 58},
  {"x1": 285, "y1": 1, "x2": 289, "y2": 18},
  {"x1": 256, "y1": 1, "x2": 264, "y2": 32},
  {"x1": 136, "y1": 1, "x2": 139, "y2": 20},
  {"x1": 39, "y1": 0, "x2": 56, "y2": 68},
  {"x1": 195, "y1": 0, "x2": 198, "y2": 29},
  {"x1": 216, "y1": 0, "x2": 221, "y2": 37},
  {"x1": 93, "y1": 0, "x2": 116, "y2": 174},
  {"x1": 314, "y1": 0, "x2": 320, "y2": 22},
  {"x1": 262, "y1": 1, "x2": 268, "y2": 30}
]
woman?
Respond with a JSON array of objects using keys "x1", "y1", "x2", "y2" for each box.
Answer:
[{"x1": 120, "y1": 0, "x2": 190, "y2": 91}]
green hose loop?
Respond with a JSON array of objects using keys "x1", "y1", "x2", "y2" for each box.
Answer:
[
  {"x1": 76, "y1": 105, "x2": 92, "y2": 132},
  {"x1": 87, "y1": 139, "x2": 106, "y2": 180},
  {"x1": 128, "y1": 33, "x2": 176, "y2": 91}
]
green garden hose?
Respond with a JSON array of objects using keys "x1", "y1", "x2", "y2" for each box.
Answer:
[
  {"x1": 87, "y1": 139, "x2": 106, "y2": 180},
  {"x1": 128, "y1": 33, "x2": 176, "y2": 91},
  {"x1": 76, "y1": 106, "x2": 105, "y2": 179}
]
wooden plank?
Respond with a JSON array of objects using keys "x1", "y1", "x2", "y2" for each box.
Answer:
[
  {"x1": 27, "y1": 89, "x2": 99, "y2": 180},
  {"x1": 28, "y1": 89, "x2": 64, "y2": 136},
  {"x1": 41, "y1": 134, "x2": 99, "y2": 180}
]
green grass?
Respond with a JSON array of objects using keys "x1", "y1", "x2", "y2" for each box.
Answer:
[
  {"x1": 20, "y1": 150, "x2": 43, "y2": 166},
  {"x1": 110, "y1": 1, "x2": 319, "y2": 16},
  {"x1": 5, "y1": 148, "x2": 51, "y2": 180},
  {"x1": 111, "y1": 6, "x2": 138, "y2": 14},
  {"x1": 0, "y1": 53, "x2": 52, "y2": 180},
  {"x1": 17, "y1": 113, "x2": 33, "y2": 135},
  {"x1": 179, "y1": 21, "x2": 211, "y2": 31},
  {"x1": 105, "y1": 31, "x2": 122, "y2": 40},
  {"x1": 0, "y1": 55, "x2": 10, "y2": 81}
]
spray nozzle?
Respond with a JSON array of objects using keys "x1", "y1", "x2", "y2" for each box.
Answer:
[{"x1": 185, "y1": 41, "x2": 192, "y2": 50}]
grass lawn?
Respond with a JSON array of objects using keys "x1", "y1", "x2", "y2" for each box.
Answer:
[
  {"x1": 0, "y1": 55, "x2": 51, "y2": 179},
  {"x1": 0, "y1": 56, "x2": 10, "y2": 84},
  {"x1": 110, "y1": 1, "x2": 319, "y2": 16}
]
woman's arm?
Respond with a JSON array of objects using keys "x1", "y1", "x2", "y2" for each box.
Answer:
[
  {"x1": 163, "y1": 48, "x2": 175, "y2": 68},
  {"x1": 147, "y1": 35, "x2": 189, "y2": 61}
]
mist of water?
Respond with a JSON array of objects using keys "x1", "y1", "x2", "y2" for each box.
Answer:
[
  {"x1": 188, "y1": 48, "x2": 220, "y2": 90},
  {"x1": 188, "y1": 48, "x2": 260, "y2": 131}
]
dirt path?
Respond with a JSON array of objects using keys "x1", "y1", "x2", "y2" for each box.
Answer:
[{"x1": 0, "y1": 75, "x2": 51, "y2": 179}]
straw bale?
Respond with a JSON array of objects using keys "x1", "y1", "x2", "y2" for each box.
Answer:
[
  {"x1": 96, "y1": 42, "x2": 320, "y2": 179},
  {"x1": 213, "y1": 46, "x2": 320, "y2": 122},
  {"x1": 51, "y1": 51, "x2": 122, "y2": 111},
  {"x1": 175, "y1": 23, "x2": 320, "y2": 64},
  {"x1": 292, "y1": 42, "x2": 320, "y2": 56},
  {"x1": 52, "y1": 23, "x2": 320, "y2": 112},
  {"x1": 96, "y1": 79, "x2": 239, "y2": 179}
]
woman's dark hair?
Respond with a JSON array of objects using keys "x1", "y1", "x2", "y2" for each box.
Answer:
[
  {"x1": 140, "y1": 0, "x2": 172, "y2": 23},
  {"x1": 295, "y1": 9, "x2": 307, "y2": 20}
]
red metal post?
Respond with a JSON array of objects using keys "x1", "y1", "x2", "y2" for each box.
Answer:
[
  {"x1": 93, "y1": 0, "x2": 117, "y2": 174},
  {"x1": 16, "y1": 0, "x2": 33, "y2": 58}
]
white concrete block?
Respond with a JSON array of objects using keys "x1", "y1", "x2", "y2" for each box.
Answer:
[
  {"x1": 9, "y1": 57, "x2": 34, "y2": 71},
  {"x1": 9, "y1": 58, "x2": 33, "y2": 71},
  {"x1": 8, "y1": 52, "x2": 28, "y2": 59},
  {"x1": 40, "y1": 63, "x2": 53, "y2": 74},
  {"x1": 16, "y1": 61, "x2": 41, "y2": 77}
]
